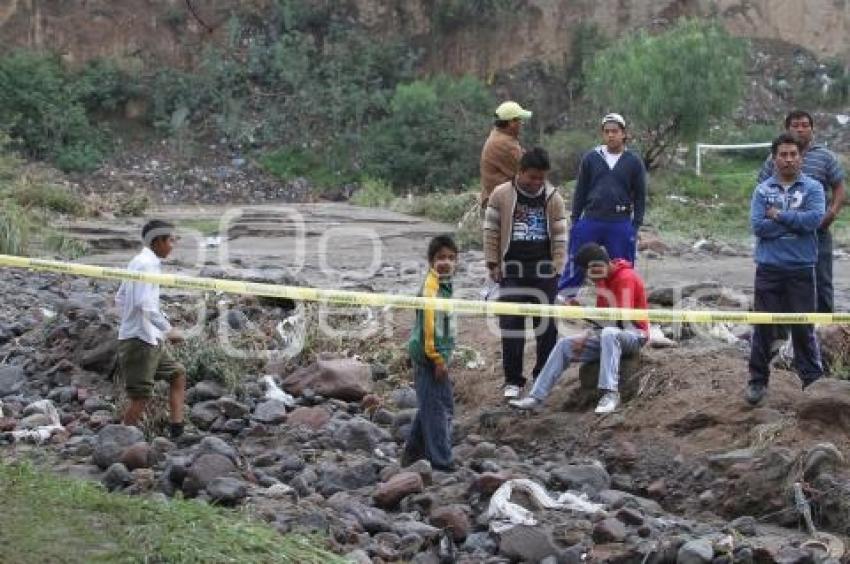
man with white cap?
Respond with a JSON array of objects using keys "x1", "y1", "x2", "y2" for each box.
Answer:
[
  {"x1": 558, "y1": 113, "x2": 647, "y2": 300},
  {"x1": 479, "y1": 101, "x2": 532, "y2": 208}
]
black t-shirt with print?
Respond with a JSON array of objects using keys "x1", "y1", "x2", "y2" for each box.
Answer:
[{"x1": 504, "y1": 187, "x2": 552, "y2": 278}]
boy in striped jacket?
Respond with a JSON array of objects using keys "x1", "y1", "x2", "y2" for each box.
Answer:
[{"x1": 401, "y1": 236, "x2": 458, "y2": 472}]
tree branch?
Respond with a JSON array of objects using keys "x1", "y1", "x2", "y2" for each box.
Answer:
[{"x1": 185, "y1": 0, "x2": 214, "y2": 34}]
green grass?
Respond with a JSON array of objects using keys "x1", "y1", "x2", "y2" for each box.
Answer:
[
  {"x1": 117, "y1": 192, "x2": 151, "y2": 217},
  {"x1": 0, "y1": 202, "x2": 30, "y2": 255},
  {"x1": 349, "y1": 178, "x2": 476, "y2": 225},
  {"x1": 350, "y1": 181, "x2": 480, "y2": 247},
  {"x1": 259, "y1": 147, "x2": 359, "y2": 191},
  {"x1": 0, "y1": 462, "x2": 343, "y2": 564},
  {"x1": 0, "y1": 137, "x2": 92, "y2": 255},
  {"x1": 171, "y1": 337, "x2": 260, "y2": 392},
  {"x1": 390, "y1": 190, "x2": 477, "y2": 224},
  {"x1": 350, "y1": 177, "x2": 394, "y2": 208},
  {"x1": 645, "y1": 153, "x2": 765, "y2": 242},
  {"x1": 44, "y1": 230, "x2": 90, "y2": 259}
]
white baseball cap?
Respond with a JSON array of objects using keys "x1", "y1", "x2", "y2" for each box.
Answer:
[{"x1": 601, "y1": 113, "x2": 626, "y2": 128}]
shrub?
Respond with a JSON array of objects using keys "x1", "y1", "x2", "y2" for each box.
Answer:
[
  {"x1": 391, "y1": 190, "x2": 477, "y2": 224},
  {"x1": 44, "y1": 231, "x2": 89, "y2": 259},
  {"x1": 145, "y1": 68, "x2": 211, "y2": 130},
  {"x1": 585, "y1": 19, "x2": 746, "y2": 169},
  {"x1": 0, "y1": 131, "x2": 89, "y2": 254},
  {"x1": 542, "y1": 129, "x2": 599, "y2": 184},
  {"x1": 74, "y1": 58, "x2": 138, "y2": 112},
  {"x1": 365, "y1": 75, "x2": 494, "y2": 190},
  {"x1": 12, "y1": 177, "x2": 85, "y2": 215},
  {"x1": 52, "y1": 142, "x2": 103, "y2": 173},
  {"x1": 117, "y1": 191, "x2": 151, "y2": 217},
  {"x1": 350, "y1": 178, "x2": 395, "y2": 207},
  {"x1": 454, "y1": 200, "x2": 483, "y2": 250},
  {"x1": 0, "y1": 51, "x2": 106, "y2": 170},
  {"x1": 260, "y1": 146, "x2": 359, "y2": 189},
  {"x1": 171, "y1": 338, "x2": 247, "y2": 392}
]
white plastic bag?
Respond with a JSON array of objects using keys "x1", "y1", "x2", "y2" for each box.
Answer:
[
  {"x1": 487, "y1": 479, "x2": 604, "y2": 533},
  {"x1": 261, "y1": 375, "x2": 295, "y2": 408},
  {"x1": 11, "y1": 399, "x2": 64, "y2": 445},
  {"x1": 480, "y1": 280, "x2": 499, "y2": 301}
]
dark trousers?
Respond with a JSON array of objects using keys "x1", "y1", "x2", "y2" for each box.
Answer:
[
  {"x1": 774, "y1": 230, "x2": 833, "y2": 342},
  {"x1": 749, "y1": 265, "x2": 823, "y2": 386},
  {"x1": 404, "y1": 361, "x2": 453, "y2": 469},
  {"x1": 817, "y1": 229, "x2": 833, "y2": 314},
  {"x1": 499, "y1": 275, "x2": 558, "y2": 387}
]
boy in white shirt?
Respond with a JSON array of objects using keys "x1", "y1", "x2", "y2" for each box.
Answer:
[{"x1": 115, "y1": 220, "x2": 186, "y2": 438}]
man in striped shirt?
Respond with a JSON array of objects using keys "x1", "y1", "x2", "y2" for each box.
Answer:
[{"x1": 757, "y1": 110, "x2": 846, "y2": 314}]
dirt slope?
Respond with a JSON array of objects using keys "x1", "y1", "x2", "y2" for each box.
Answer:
[{"x1": 0, "y1": 0, "x2": 847, "y2": 74}]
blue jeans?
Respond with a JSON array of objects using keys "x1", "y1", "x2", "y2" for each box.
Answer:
[
  {"x1": 529, "y1": 327, "x2": 645, "y2": 400},
  {"x1": 559, "y1": 217, "x2": 637, "y2": 295},
  {"x1": 404, "y1": 361, "x2": 454, "y2": 469}
]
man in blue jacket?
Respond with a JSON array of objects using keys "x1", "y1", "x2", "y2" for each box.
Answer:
[
  {"x1": 559, "y1": 113, "x2": 647, "y2": 299},
  {"x1": 746, "y1": 133, "x2": 825, "y2": 406},
  {"x1": 757, "y1": 110, "x2": 845, "y2": 314}
]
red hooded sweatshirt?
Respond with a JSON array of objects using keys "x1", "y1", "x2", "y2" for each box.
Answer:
[{"x1": 595, "y1": 259, "x2": 649, "y2": 336}]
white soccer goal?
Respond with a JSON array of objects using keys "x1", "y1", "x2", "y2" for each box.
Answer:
[{"x1": 694, "y1": 142, "x2": 771, "y2": 176}]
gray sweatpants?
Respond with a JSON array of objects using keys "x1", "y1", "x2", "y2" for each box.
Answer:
[{"x1": 529, "y1": 327, "x2": 645, "y2": 401}]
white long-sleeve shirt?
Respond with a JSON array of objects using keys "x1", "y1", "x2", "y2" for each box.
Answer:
[{"x1": 116, "y1": 247, "x2": 172, "y2": 345}]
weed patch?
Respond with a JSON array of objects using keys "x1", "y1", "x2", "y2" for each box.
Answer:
[{"x1": 0, "y1": 461, "x2": 342, "y2": 563}]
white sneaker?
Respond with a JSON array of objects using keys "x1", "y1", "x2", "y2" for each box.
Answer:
[
  {"x1": 509, "y1": 397, "x2": 542, "y2": 411},
  {"x1": 503, "y1": 385, "x2": 522, "y2": 399},
  {"x1": 595, "y1": 391, "x2": 620, "y2": 414}
]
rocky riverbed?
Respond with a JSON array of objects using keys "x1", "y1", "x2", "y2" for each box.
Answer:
[{"x1": 3, "y1": 206, "x2": 850, "y2": 562}]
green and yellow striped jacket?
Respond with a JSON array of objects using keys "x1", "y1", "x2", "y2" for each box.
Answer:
[{"x1": 408, "y1": 269, "x2": 456, "y2": 366}]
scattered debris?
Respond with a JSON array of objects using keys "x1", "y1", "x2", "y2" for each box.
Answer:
[{"x1": 487, "y1": 479, "x2": 604, "y2": 533}]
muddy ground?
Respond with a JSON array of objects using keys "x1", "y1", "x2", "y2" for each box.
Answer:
[{"x1": 58, "y1": 202, "x2": 850, "y2": 301}]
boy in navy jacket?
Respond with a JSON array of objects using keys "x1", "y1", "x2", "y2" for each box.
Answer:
[
  {"x1": 559, "y1": 113, "x2": 647, "y2": 299},
  {"x1": 746, "y1": 133, "x2": 825, "y2": 406}
]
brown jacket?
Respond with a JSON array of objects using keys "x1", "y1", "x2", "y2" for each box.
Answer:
[
  {"x1": 479, "y1": 128, "x2": 522, "y2": 206},
  {"x1": 483, "y1": 180, "x2": 568, "y2": 275}
]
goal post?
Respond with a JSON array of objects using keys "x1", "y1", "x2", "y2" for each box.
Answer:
[{"x1": 695, "y1": 142, "x2": 771, "y2": 176}]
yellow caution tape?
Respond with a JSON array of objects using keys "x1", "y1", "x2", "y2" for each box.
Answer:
[{"x1": 0, "y1": 254, "x2": 846, "y2": 325}]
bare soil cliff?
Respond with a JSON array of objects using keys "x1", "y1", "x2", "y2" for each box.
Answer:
[{"x1": 0, "y1": 0, "x2": 847, "y2": 74}]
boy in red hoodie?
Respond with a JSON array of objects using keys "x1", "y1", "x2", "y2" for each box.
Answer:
[{"x1": 510, "y1": 243, "x2": 648, "y2": 414}]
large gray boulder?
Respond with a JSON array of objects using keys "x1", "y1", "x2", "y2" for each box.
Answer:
[
  {"x1": 549, "y1": 462, "x2": 611, "y2": 494},
  {"x1": 182, "y1": 453, "x2": 238, "y2": 497},
  {"x1": 0, "y1": 366, "x2": 26, "y2": 397},
  {"x1": 281, "y1": 356, "x2": 372, "y2": 401},
  {"x1": 93, "y1": 424, "x2": 145, "y2": 470}
]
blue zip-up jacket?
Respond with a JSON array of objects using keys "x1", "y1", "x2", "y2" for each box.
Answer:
[
  {"x1": 750, "y1": 173, "x2": 825, "y2": 268},
  {"x1": 757, "y1": 143, "x2": 845, "y2": 204},
  {"x1": 571, "y1": 147, "x2": 647, "y2": 228}
]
